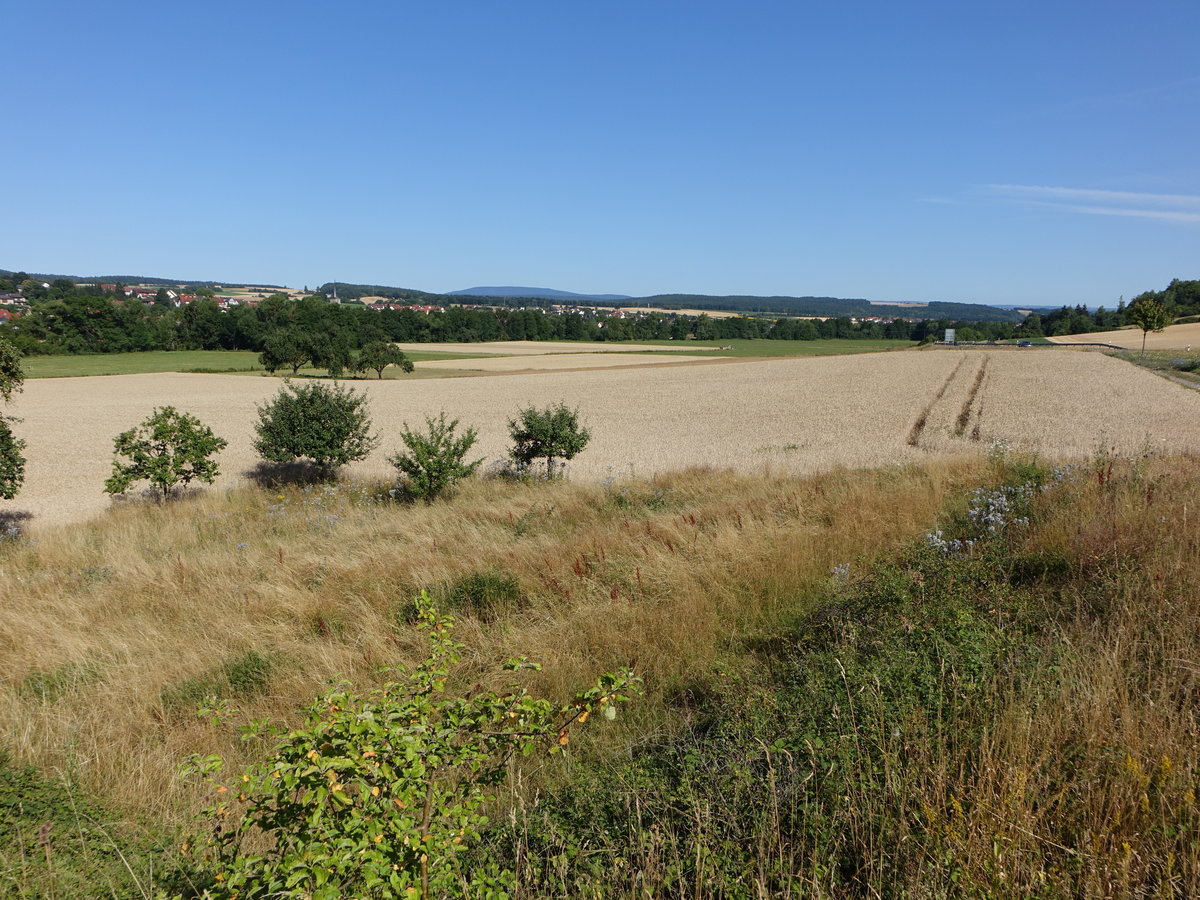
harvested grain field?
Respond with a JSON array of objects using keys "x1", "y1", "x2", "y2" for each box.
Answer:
[
  {"x1": 394, "y1": 340, "x2": 721, "y2": 355},
  {"x1": 1048, "y1": 321, "x2": 1200, "y2": 350},
  {"x1": 416, "y1": 352, "x2": 725, "y2": 372},
  {"x1": 5, "y1": 351, "x2": 1200, "y2": 531}
]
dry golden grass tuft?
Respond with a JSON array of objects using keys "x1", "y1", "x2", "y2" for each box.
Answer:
[{"x1": 0, "y1": 458, "x2": 983, "y2": 821}]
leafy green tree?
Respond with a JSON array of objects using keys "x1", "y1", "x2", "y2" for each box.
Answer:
[
  {"x1": 508, "y1": 402, "x2": 591, "y2": 478},
  {"x1": 0, "y1": 339, "x2": 25, "y2": 499},
  {"x1": 302, "y1": 330, "x2": 354, "y2": 378},
  {"x1": 104, "y1": 407, "x2": 227, "y2": 500},
  {"x1": 390, "y1": 412, "x2": 482, "y2": 501},
  {"x1": 187, "y1": 593, "x2": 638, "y2": 900},
  {"x1": 0, "y1": 420, "x2": 25, "y2": 500},
  {"x1": 0, "y1": 338, "x2": 24, "y2": 403},
  {"x1": 259, "y1": 327, "x2": 310, "y2": 375},
  {"x1": 357, "y1": 341, "x2": 415, "y2": 379},
  {"x1": 253, "y1": 380, "x2": 378, "y2": 477},
  {"x1": 1125, "y1": 297, "x2": 1170, "y2": 356}
]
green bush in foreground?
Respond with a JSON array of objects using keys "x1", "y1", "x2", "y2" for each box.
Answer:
[
  {"x1": 253, "y1": 380, "x2": 377, "y2": 478},
  {"x1": 187, "y1": 593, "x2": 638, "y2": 899},
  {"x1": 390, "y1": 412, "x2": 482, "y2": 501},
  {"x1": 104, "y1": 406, "x2": 227, "y2": 500}
]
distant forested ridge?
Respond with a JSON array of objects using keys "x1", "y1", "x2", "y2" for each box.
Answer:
[
  {"x1": 447, "y1": 286, "x2": 634, "y2": 302},
  {"x1": 0, "y1": 268, "x2": 284, "y2": 291},
  {"x1": 634, "y1": 294, "x2": 1023, "y2": 322},
  {"x1": 319, "y1": 283, "x2": 442, "y2": 302},
  {"x1": 324, "y1": 283, "x2": 1023, "y2": 322}
]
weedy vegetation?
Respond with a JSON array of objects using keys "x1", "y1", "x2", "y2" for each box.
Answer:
[{"x1": 2, "y1": 355, "x2": 1200, "y2": 895}]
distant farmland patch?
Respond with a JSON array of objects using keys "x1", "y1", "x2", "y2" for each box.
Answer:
[{"x1": 6, "y1": 351, "x2": 1200, "y2": 531}]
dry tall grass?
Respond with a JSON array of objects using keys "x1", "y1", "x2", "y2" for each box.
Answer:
[{"x1": 0, "y1": 458, "x2": 983, "y2": 823}]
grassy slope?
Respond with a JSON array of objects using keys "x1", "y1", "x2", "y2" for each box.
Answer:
[
  {"x1": 2, "y1": 451, "x2": 1198, "y2": 897},
  {"x1": 1111, "y1": 348, "x2": 1200, "y2": 387}
]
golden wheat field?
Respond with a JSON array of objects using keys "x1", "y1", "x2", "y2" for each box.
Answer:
[
  {"x1": 394, "y1": 339, "x2": 723, "y2": 355},
  {"x1": 4, "y1": 349, "x2": 1200, "y2": 532},
  {"x1": 1048, "y1": 321, "x2": 1200, "y2": 349},
  {"x1": 416, "y1": 352, "x2": 725, "y2": 372}
]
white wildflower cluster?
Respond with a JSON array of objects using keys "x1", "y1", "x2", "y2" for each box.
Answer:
[
  {"x1": 985, "y1": 439, "x2": 1012, "y2": 464},
  {"x1": 924, "y1": 480, "x2": 1037, "y2": 555},
  {"x1": 1043, "y1": 464, "x2": 1080, "y2": 491},
  {"x1": 966, "y1": 484, "x2": 1031, "y2": 535},
  {"x1": 924, "y1": 530, "x2": 976, "y2": 554}
]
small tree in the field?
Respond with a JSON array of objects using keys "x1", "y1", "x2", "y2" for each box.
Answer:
[
  {"x1": 0, "y1": 339, "x2": 25, "y2": 500},
  {"x1": 357, "y1": 341, "x2": 415, "y2": 379},
  {"x1": 390, "y1": 412, "x2": 482, "y2": 501},
  {"x1": 104, "y1": 407, "x2": 227, "y2": 500},
  {"x1": 253, "y1": 380, "x2": 377, "y2": 478},
  {"x1": 1126, "y1": 297, "x2": 1170, "y2": 356},
  {"x1": 508, "y1": 402, "x2": 591, "y2": 478},
  {"x1": 186, "y1": 593, "x2": 638, "y2": 900}
]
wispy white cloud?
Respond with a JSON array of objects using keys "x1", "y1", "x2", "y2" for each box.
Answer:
[{"x1": 978, "y1": 183, "x2": 1200, "y2": 224}]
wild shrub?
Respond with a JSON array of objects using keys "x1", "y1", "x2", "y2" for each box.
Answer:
[
  {"x1": 186, "y1": 593, "x2": 638, "y2": 899},
  {"x1": 390, "y1": 412, "x2": 482, "y2": 501},
  {"x1": 253, "y1": 380, "x2": 377, "y2": 479}
]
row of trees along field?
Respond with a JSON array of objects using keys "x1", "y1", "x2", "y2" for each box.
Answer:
[{"x1": 1, "y1": 275, "x2": 1196, "y2": 357}]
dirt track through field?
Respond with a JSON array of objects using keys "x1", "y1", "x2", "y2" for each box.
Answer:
[{"x1": 6, "y1": 351, "x2": 1200, "y2": 532}]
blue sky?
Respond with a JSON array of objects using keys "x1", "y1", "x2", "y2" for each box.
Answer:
[{"x1": 4, "y1": 1, "x2": 1198, "y2": 307}]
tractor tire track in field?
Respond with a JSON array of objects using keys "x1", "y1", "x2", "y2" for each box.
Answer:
[
  {"x1": 955, "y1": 356, "x2": 990, "y2": 437},
  {"x1": 907, "y1": 357, "x2": 968, "y2": 447}
]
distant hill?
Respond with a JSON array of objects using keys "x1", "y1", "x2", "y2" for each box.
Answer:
[
  {"x1": 0, "y1": 268, "x2": 284, "y2": 290},
  {"x1": 440, "y1": 287, "x2": 1021, "y2": 322},
  {"x1": 320, "y1": 282, "x2": 442, "y2": 302},
  {"x1": 632, "y1": 294, "x2": 1024, "y2": 323},
  {"x1": 448, "y1": 286, "x2": 634, "y2": 302},
  {"x1": 4, "y1": 267, "x2": 1023, "y2": 323}
]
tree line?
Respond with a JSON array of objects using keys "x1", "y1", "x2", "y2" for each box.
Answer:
[{"x1": 2, "y1": 276, "x2": 1196, "y2": 359}]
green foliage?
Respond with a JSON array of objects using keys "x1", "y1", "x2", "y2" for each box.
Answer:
[
  {"x1": 441, "y1": 569, "x2": 525, "y2": 622},
  {"x1": 0, "y1": 418, "x2": 25, "y2": 501},
  {"x1": 188, "y1": 593, "x2": 638, "y2": 899},
  {"x1": 507, "y1": 403, "x2": 591, "y2": 478},
  {"x1": 253, "y1": 380, "x2": 378, "y2": 478},
  {"x1": 390, "y1": 412, "x2": 482, "y2": 501},
  {"x1": 103, "y1": 406, "x2": 228, "y2": 499},
  {"x1": 0, "y1": 338, "x2": 24, "y2": 402},
  {"x1": 0, "y1": 338, "x2": 25, "y2": 501},
  {"x1": 0, "y1": 751, "x2": 199, "y2": 899},
  {"x1": 1125, "y1": 297, "x2": 1171, "y2": 355},
  {"x1": 500, "y1": 476, "x2": 1056, "y2": 896},
  {"x1": 161, "y1": 650, "x2": 277, "y2": 718},
  {"x1": 258, "y1": 327, "x2": 310, "y2": 375},
  {"x1": 357, "y1": 340, "x2": 415, "y2": 379}
]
